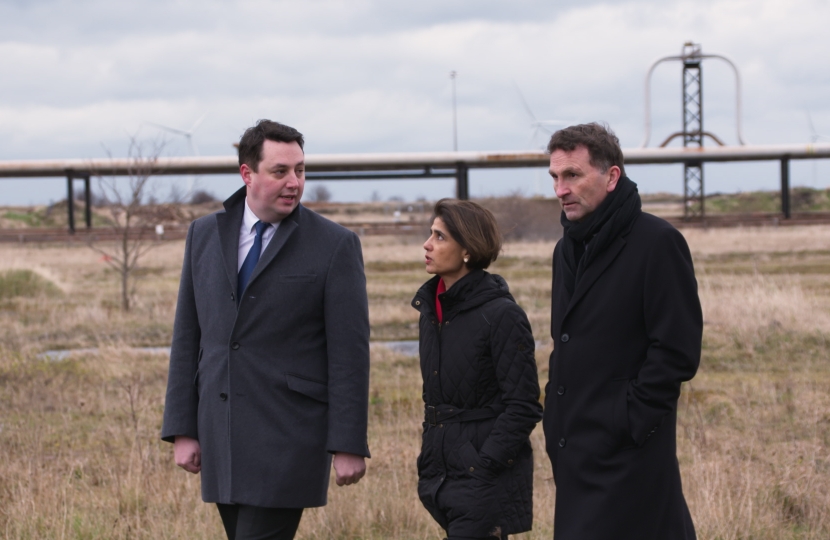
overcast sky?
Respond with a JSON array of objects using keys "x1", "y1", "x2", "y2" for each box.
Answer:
[{"x1": 2, "y1": 0, "x2": 829, "y2": 205}]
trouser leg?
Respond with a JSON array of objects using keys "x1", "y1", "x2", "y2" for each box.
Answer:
[
  {"x1": 216, "y1": 503, "x2": 239, "y2": 540},
  {"x1": 216, "y1": 504, "x2": 303, "y2": 540}
]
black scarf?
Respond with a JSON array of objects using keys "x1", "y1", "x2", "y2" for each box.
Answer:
[{"x1": 558, "y1": 175, "x2": 642, "y2": 296}]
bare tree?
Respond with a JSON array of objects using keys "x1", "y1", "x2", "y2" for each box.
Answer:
[
  {"x1": 307, "y1": 183, "x2": 333, "y2": 203},
  {"x1": 87, "y1": 137, "x2": 166, "y2": 312}
]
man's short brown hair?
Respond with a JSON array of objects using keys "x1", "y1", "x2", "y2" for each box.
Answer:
[
  {"x1": 546, "y1": 122, "x2": 626, "y2": 177},
  {"x1": 433, "y1": 199, "x2": 502, "y2": 270},
  {"x1": 238, "y1": 120, "x2": 305, "y2": 172}
]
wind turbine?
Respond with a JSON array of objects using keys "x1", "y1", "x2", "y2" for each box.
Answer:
[
  {"x1": 807, "y1": 111, "x2": 830, "y2": 187},
  {"x1": 144, "y1": 113, "x2": 208, "y2": 199},
  {"x1": 513, "y1": 83, "x2": 571, "y2": 150},
  {"x1": 513, "y1": 84, "x2": 574, "y2": 195},
  {"x1": 807, "y1": 111, "x2": 830, "y2": 143}
]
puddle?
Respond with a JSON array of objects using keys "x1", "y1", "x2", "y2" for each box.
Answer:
[
  {"x1": 372, "y1": 340, "x2": 419, "y2": 357},
  {"x1": 38, "y1": 347, "x2": 171, "y2": 362},
  {"x1": 371, "y1": 339, "x2": 548, "y2": 358},
  {"x1": 39, "y1": 340, "x2": 548, "y2": 362}
]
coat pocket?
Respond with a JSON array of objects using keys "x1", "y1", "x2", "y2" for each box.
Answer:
[
  {"x1": 285, "y1": 373, "x2": 329, "y2": 403},
  {"x1": 278, "y1": 274, "x2": 317, "y2": 283},
  {"x1": 609, "y1": 378, "x2": 636, "y2": 449},
  {"x1": 193, "y1": 348, "x2": 204, "y2": 386},
  {"x1": 458, "y1": 440, "x2": 499, "y2": 483}
]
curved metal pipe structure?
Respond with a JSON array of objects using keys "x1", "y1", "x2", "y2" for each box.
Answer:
[{"x1": 642, "y1": 50, "x2": 747, "y2": 147}]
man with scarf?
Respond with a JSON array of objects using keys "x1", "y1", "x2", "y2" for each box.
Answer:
[{"x1": 542, "y1": 123, "x2": 702, "y2": 539}]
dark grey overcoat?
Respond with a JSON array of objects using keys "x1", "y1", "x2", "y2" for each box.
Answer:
[
  {"x1": 543, "y1": 212, "x2": 702, "y2": 539},
  {"x1": 161, "y1": 187, "x2": 370, "y2": 509}
]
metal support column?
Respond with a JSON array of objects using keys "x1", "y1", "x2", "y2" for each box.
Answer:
[
  {"x1": 781, "y1": 157, "x2": 791, "y2": 219},
  {"x1": 684, "y1": 162, "x2": 704, "y2": 219},
  {"x1": 83, "y1": 175, "x2": 92, "y2": 228},
  {"x1": 455, "y1": 162, "x2": 469, "y2": 200},
  {"x1": 682, "y1": 43, "x2": 705, "y2": 220},
  {"x1": 66, "y1": 173, "x2": 76, "y2": 234}
]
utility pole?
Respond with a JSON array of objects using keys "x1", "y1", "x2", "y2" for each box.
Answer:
[
  {"x1": 450, "y1": 70, "x2": 468, "y2": 199},
  {"x1": 450, "y1": 70, "x2": 458, "y2": 152}
]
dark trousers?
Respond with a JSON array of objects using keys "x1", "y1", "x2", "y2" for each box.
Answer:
[{"x1": 216, "y1": 504, "x2": 303, "y2": 540}]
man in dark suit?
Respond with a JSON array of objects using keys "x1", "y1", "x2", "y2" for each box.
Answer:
[
  {"x1": 543, "y1": 123, "x2": 702, "y2": 539},
  {"x1": 161, "y1": 120, "x2": 370, "y2": 540}
]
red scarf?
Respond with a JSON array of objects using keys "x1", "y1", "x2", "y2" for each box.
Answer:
[{"x1": 435, "y1": 278, "x2": 446, "y2": 323}]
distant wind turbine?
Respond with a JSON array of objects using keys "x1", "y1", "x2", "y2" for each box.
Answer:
[
  {"x1": 806, "y1": 111, "x2": 830, "y2": 187},
  {"x1": 513, "y1": 83, "x2": 571, "y2": 150},
  {"x1": 143, "y1": 113, "x2": 208, "y2": 199},
  {"x1": 807, "y1": 111, "x2": 830, "y2": 143},
  {"x1": 145, "y1": 113, "x2": 207, "y2": 155}
]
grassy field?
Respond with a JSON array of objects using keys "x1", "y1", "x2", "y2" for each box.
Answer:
[{"x1": 0, "y1": 223, "x2": 829, "y2": 539}]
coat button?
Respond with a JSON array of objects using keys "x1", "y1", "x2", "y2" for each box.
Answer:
[
  {"x1": 557, "y1": 385, "x2": 566, "y2": 395},
  {"x1": 433, "y1": 370, "x2": 438, "y2": 375},
  {"x1": 439, "y1": 424, "x2": 443, "y2": 428},
  {"x1": 231, "y1": 342, "x2": 240, "y2": 350},
  {"x1": 559, "y1": 438, "x2": 566, "y2": 448},
  {"x1": 469, "y1": 467, "x2": 475, "y2": 472},
  {"x1": 560, "y1": 333, "x2": 570, "y2": 343},
  {"x1": 507, "y1": 459, "x2": 514, "y2": 465},
  {"x1": 415, "y1": 300, "x2": 421, "y2": 305},
  {"x1": 219, "y1": 393, "x2": 227, "y2": 401}
]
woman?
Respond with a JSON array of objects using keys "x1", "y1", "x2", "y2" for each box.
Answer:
[{"x1": 412, "y1": 199, "x2": 544, "y2": 540}]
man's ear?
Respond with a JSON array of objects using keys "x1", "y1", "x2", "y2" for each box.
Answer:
[
  {"x1": 240, "y1": 164, "x2": 253, "y2": 187},
  {"x1": 606, "y1": 165, "x2": 622, "y2": 193}
]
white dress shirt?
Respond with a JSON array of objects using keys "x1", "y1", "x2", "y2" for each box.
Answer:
[{"x1": 238, "y1": 198, "x2": 279, "y2": 272}]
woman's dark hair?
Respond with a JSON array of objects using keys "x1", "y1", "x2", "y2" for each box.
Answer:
[
  {"x1": 433, "y1": 198, "x2": 502, "y2": 270},
  {"x1": 238, "y1": 119, "x2": 304, "y2": 172},
  {"x1": 546, "y1": 122, "x2": 626, "y2": 177}
]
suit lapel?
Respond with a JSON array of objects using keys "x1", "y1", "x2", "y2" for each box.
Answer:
[
  {"x1": 216, "y1": 201, "x2": 244, "y2": 294},
  {"x1": 564, "y1": 236, "x2": 626, "y2": 317},
  {"x1": 246, "y1": 205, "x2": 301, "y2": 289}
]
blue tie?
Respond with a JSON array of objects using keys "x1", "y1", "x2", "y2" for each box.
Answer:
[{"x1": 238, "y1": 221, "x2": 269, "y2": 297}]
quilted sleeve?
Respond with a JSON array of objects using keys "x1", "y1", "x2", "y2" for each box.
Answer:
[{"x1": 479, "y1": 302, "x2": 544, "y2": 468}]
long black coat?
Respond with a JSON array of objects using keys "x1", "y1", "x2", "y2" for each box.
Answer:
[
  {"x1": 161, "y1": 188, "x2": 370, "y2": 508},
  {"x1": 543, "y1": 213, "x2": 702, "y2": 539},
  {"x1": 413, "y1": 270, "x2": 543, "y2": 538}
]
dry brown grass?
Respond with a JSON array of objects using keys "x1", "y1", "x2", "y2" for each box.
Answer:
[{"x1": 0, "y1": 223, "x2": 828, "y2": 539}]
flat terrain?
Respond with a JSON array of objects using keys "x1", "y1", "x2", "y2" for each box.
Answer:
[{"x1": 0, "y1": 224, "x2": 829, "y2": 539}]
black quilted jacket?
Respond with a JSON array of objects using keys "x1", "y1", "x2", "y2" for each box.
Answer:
[{"x1": 412, "y1": 270, "x2": 543, "y2": 537}]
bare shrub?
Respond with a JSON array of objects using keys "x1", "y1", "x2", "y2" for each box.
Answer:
[
  {"x1": 189, "y1": 189, "x2": 217, "y2": 205},
  {"x1": 477, "y1": 196, "x2": 563, "y2": 241},
  {"x1": 88, "y1": 137, "x2": 167, "y2": 312},
  {"x1": 307, "y1": 183, "x2": 333, "y2": 203}
]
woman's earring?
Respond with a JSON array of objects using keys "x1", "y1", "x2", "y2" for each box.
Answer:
[{"x1": 463, "y1": 256, "x2": 469, "y2": 263}]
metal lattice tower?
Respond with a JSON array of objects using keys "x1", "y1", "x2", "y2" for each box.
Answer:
[
  {"x1": 643, "y1": 42, "x2": 749, "y2": 221},
  {"x1": 682, "y1": 43, "x2": 704, "y2": 220}
]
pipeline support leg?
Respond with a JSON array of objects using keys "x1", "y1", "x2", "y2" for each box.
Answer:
[
  {"x1": 84, "y1": 176, "x2": 92, "y2": 228},
  {"x1": 66, "y1": 175, "x2": 76, "y2": 234},
  {"x1": 780, "y1": 157, "x2": 791, "y2": 219},
  {"x1": 455, "y1": 162, "x2": 469, "y2": 200}
]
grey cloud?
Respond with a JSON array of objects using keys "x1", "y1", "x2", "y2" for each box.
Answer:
[{"x1": 1, "y1": 0, "x2": 829, "y2": 205}]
